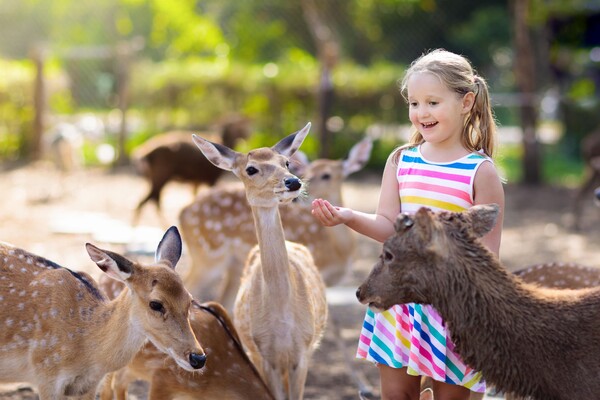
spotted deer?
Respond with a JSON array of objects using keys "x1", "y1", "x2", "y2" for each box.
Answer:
[
  {"x1": 97, "y1": 277, "x2": 274, "y2": 400},
  {"x1": 179, "y1": 137, "x2": 372, "y2": 309},
  {"x1": 192, "y1": 123, "x2": 328, "y2": 400},
  {"x1": 0, "y1": 226, "x2": 205, "y2": 400},
  {"x1": 357, "y1": 204, "x2": 600, "y2": 400}
]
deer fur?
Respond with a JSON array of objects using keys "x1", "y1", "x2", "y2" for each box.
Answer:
[
  {"x1": 132, "y1": 116, "x2": 250, "y2": 224},
  {"x1": 192, "y1": 123, "x2": 328, "y2": 400},
  {"x1": 179, "y1": 137, "x2": 372, "y2": 308},
  {"x1": 97, "y1": 276, "x2": 274, "y2": 400},
  {"x1": 0, "y1": 226, "x2": 205, "y2": 399},
  {"x1": 357, "y1": 204, "x2": 600, "y2": 400}
]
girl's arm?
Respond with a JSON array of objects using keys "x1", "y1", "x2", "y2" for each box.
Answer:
[
  {"x1": 312, "y1": 152, "x2": 401, "y2": 243},
  {"x1": 473, "y1": 160, "x2": 505, "y2": 257}
]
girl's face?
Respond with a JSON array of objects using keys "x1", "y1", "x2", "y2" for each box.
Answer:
[{"x1": 406, "y1": 72, "x2": 473, "y2": 147}]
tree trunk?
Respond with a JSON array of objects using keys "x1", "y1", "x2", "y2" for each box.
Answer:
[
  {"x1": 30, "y1": 45, "x2": 46, "y2": 161},
  {"x1": 512, "y1": 0, "x2": 542, "y2": 184},
  {"x1": 300, "y1": 0, "x2": 339, "y2": 158}
]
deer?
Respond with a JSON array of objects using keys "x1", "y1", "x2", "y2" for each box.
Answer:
[
  {"x1": 0, "y1": 226, "x2": 205, "y2": 399},
  {"x1": 96, "y1": 276, "x2": 274, "y2": 400},
  {"x1": 191, "y1": 122, "x2": 328, "y2": 400},
  {"x1": 421, "y1": 261, "x2": 600, "y2": 400},
  {"x1": 572, "y1": 127, "x2": 600, "y2": 230},
  {"x1": 357, "y1": 204, "x2": 600, "y2": 400},
  {"x1": 179, "y1": 136, "x2": 372, "y2": 309},
  {"x1": 132, "y1": 115, "x2": 251, "y2": 225}
]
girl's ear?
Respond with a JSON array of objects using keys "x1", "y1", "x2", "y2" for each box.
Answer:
[{"x1": 461, "y1": 91, "x2": 476, "y2": 114}]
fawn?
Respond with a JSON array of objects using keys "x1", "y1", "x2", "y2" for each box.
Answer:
[
  {"x1": 0, "y1": 226, "x2": 205, "y2": 399},
  {"x1": 97, "y1": 275, "x2": 275, "y2": 400},
  {"x1": 192, "y1": 122, "x2": 328, "y2": 400}
]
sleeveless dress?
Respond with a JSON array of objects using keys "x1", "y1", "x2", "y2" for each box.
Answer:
[{"x1": 356, "y1": 145, "x2": 490, "y2": 393}]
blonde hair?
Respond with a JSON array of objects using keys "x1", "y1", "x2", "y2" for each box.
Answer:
[{"x1": 394, "y1": 49, "x2": 497, "y2": 162}]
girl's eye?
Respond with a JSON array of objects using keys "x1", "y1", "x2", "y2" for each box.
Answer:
[
  {"x1": 246, "y1": 166, "x2": 258, "y2": 176},
  {"x1": 429, "y1": 101, "x2": 438, "y2": 106},
  {"x1": 410, "y1": 102, "x2": 417, "y2": 107}
]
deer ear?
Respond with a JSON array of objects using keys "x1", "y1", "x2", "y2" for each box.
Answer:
[
  {"x1": 155, "y1": 226, "x2": 182, "y2": 269},
  {"x1": 413, "y1": 207, "x2": 434, "y2": 243},
  {"x1": 342, "y1": 137, "x2": 372, "y2": 177},
  {"x1": 192, "y1": 134, "x2": 238, "y2": 171},
  {"x1": 468, "y1": 204, "x2": 499, "y2": 238},
  {"x1": 86, "y1": 244, "x2": 133, "y2": 282},
  {"x1": 272, "y1": 122, "x2": 311, "y2": 157},
  {"x1": 289, "y1": 150, "x2": 310, "y2": 176}
]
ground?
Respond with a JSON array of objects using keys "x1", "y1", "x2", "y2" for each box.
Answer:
[{"x1": 1, "y1": 162, "x2": 600, "y2": 399}]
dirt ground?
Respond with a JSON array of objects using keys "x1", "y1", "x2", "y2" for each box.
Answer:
[{"x1": 1, "y1": 162, "x2": 600, "y2": 399}]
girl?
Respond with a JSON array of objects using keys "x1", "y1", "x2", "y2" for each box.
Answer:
[{"x1": 311, "y1": 49, "x2": 505, "y2": 400}]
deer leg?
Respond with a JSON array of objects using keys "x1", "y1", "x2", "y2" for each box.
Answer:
[
  {"x1": 328, "y1": 311, "x2": 377, "y2": 399},
  {"x1": 217, "y1": 256, "x2": 245, "y2": 312},
  {"x1": 97, "y1": 372, "x2": 115, "y2": 400},
  {"x1": 261, "y1": 359, "x2": 285, "y2": 400},
  {"x1": 288, "y1": 357, "x2": 309, "y2": 400}
]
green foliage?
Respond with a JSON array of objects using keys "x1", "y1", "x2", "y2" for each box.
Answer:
[{"x1": 496, "y1": 142, "x2": 585, "y2": 187}]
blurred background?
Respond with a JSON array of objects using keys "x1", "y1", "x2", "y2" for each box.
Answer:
[{"x1": 0, "y1": 0, "x2": 598, "y2": 185}]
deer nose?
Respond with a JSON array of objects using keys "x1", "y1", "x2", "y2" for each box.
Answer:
[
  {"x1": 284, "y1": 177, "x2": 302, "y2": 191},
  {"x1": 189, "y1": 352, "x2": 206, "y2": 369},
  {"x1": 355, "y1": 287, "x2": 362, "y2": 301}
]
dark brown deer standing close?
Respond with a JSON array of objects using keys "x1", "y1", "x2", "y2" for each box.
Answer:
[
  {"x1": 132, "y1": 116, "x2": 251, "y2": 225},
  {"x1": 357, "y1": 204, "x2": 600, "y2": 400},
  {"x1": 572, "y1": 127, "x2": 600, "y2": 230}
]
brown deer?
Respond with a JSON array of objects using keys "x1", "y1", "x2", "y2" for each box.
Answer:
[
  {"x1": 422, "y1": 261, "x2": 600, "y2": 400},
  {"x1": 179, "y1": 137, "x2": 372, "y2": 309},
  {"x1": 0, "y1": 226, "x2": 205, "y2": 399},
  {"x1": 357, "y1": 204, "x2": 600, "y2": 400},
  {"x1": 572, "y1": 127, "x2": 600, "y2": 230},
  {"x1": 97, "y1": 276, "x2": 274, "y2": 400},
  {"x1": 192, "y1": 123, "x2": 328, "y2": 400},
  {"x1": 132, "y1": 115, "x2": 251, "y2": 225}
]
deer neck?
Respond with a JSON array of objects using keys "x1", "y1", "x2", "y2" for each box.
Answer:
[
  {"x1": 92, "y1": 290, "x2": 146, "y2": 371},
  {"x1": 250, "y1": 205, "x2": 291, "y2": 290}
]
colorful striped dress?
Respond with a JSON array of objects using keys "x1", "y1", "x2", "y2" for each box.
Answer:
[{"x1": 356, "y1": 145, "x2": 491, "y2": 393}]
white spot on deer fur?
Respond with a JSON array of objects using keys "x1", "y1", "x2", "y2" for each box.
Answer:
[
  {"x1": 0, "y1": 295, "x2": 3, "y2": 301},
  {"x1": 20, "y1": 267, "x2": 27, "y2": 273},
  {"x1": 17, "y1": 303, "x2": 24, "y2": 311},
  {"x1": 19, "y1": 290, "x2": 26, "y2": 296},
  {"x1": 6, "y1": 318, "x2": 13, "y2": 327}
]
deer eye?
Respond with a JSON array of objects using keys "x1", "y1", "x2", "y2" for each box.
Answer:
[
  {"x1": 382, "y1": 250, "x2": 394, "y2": 263},
  {"x1": 246, "y1": 166, "x2": 258, "y2": 176},
  {"x1": 285, "y1": 161, "x2": 290, "y2": 169},
  {"x1": 149, "y1": 301, "x2": 165, "y2": 313}
]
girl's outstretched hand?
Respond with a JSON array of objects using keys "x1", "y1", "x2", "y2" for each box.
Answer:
[{"x1": 311, "y1": 198, "x2": 353, "y2": 227}]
